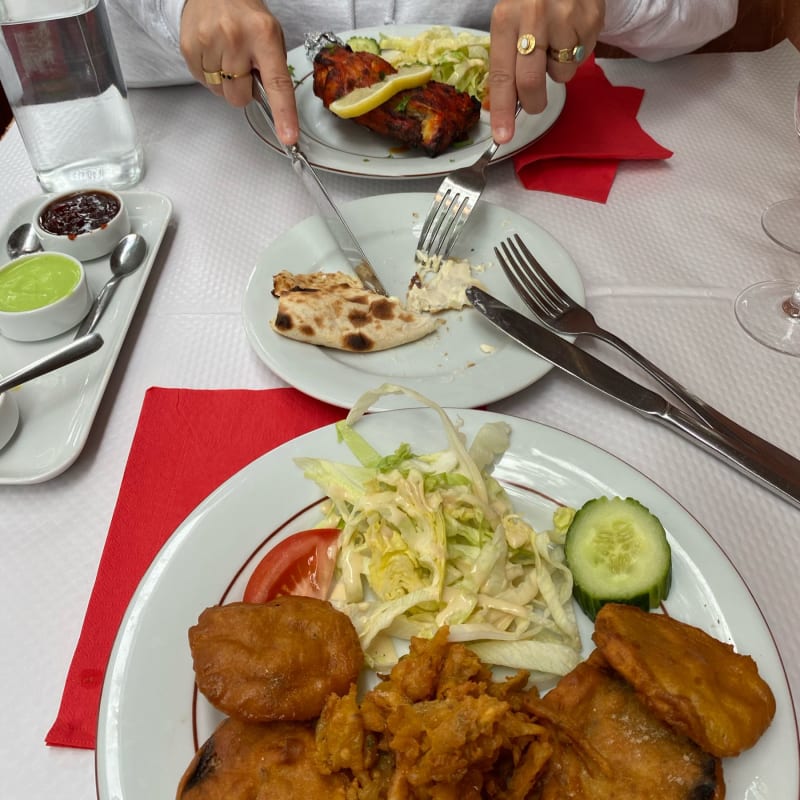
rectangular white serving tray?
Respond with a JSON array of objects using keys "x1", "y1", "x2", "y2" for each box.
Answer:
[{"x1": 0, "y1": 190, "x2": 172, "y2": 484}]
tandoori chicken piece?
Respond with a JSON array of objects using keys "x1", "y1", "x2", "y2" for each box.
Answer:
[
  {"x1": 592, "y1": 603, "x2": 776, "y2": 758},
  {"x1": 313, "y1": 44, "x2": 481, "y2": 156}
]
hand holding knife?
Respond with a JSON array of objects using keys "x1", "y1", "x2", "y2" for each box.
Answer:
[
  {"x1": 466, "y1": 286, "x2": 800, "y2": 512},
  {"x1": 250, "y1": 71, "x2": 388, "y2": 296}
]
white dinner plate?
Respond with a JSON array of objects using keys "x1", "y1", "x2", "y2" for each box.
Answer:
[
  {"x1": 244, "y1": 24, "x2": 566, "y2": 179},
  {"x1": 96, "y1": 409, "x2": 798, "y2": 800},
  {"x1": 242, "y1": 192, "x2": 583, "y2": 410},
  {"x1": 0, "y1": 191, "x2": 172, "y2": 484}
]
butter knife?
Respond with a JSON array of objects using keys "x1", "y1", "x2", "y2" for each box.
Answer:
[
  {"x1": 466, "y1": 286, "x2": 800, "y2": 511},
  {"x1": 250, "y1": 72, "x2": 388, "y2": 295}
]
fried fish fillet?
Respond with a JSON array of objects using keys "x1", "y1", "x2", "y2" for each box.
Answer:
[
  {"x1": 177, "y1": 717, "x2": 349, "y2": 800},
  {"x1": 538, "y1": 650, "x2": 724, "y2": 800},
  {"x1": 593, "y1": 603, "x2": 776, "y2": 757},
  {"x1": 313, "y1": 44, "x2": 481, "y2": 156},
  {"x1": 188, "y1": 597, "x2": 363, "y2": 722}
]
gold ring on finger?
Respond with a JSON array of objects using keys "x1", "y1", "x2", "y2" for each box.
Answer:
[
  {"x1": 546, "y1": 44, "x2": 586, "y2": 64},
  {"x1": 221, "y1": 70, "x2": 249, "y2": 80},
  {"x1": 203, "y1": 69, "x2": 224, "y2": 85},
  {"x1": 516, "y1": 34, "x2": 536, "y2": 56}
]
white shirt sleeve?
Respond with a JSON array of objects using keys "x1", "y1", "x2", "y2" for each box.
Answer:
[
  {"x1": 106, "y1": 0, "x2": 740, "y2": 88},
  {"x1": 107, "y1": 0, "x2": 193, "y2": 87},
  {"x1": 600, "y1": 0, "x2": 739, "y2": 61}
]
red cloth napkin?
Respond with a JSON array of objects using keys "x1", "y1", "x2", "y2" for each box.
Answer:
[
  {"x1": 46, "y1": 387, "x2": 345, "y2": 750},
  {"x1": 513, "y1": 55, "x2": 673, "y2": 203}
]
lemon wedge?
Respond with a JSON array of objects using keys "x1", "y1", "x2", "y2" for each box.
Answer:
[{"x1": 328, "y1": 64, "x2": 434, "y2": 119}]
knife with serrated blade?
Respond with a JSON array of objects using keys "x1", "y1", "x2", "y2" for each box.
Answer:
[
  {"x1": 250, "y1": 72, "x2": 388, "y2": 295},
  {"x1": 466, "y1": 286, "x2": 800, "y2": 511}
]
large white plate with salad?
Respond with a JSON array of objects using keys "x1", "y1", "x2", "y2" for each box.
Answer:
[
  {"x1": 96, "y1": 397, "x2": 798, "y2": 800},
  {"x1": 242, "y1": 192, "x2": 584, "y2": 410},
  {"x1": 244, "y1": 24, "x2": 566, "y2": 179}
]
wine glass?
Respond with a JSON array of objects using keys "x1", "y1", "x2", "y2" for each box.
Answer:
[{"x1": 734, "y1": 81, "x2": 800, "y2": 356}]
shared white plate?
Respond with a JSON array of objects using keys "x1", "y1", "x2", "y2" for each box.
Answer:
[
  {"x1": 0, "y1": 191, "x2": 172, "y2": 484},
  {"x1": 96, "y1": 409, "x2": 798, "y2": 800},
  {"x1": 242, "y1": 192, "x2": 584, "y2": 410},
  {"x1": 244, "y1": 24, "x2": 566, "y2": 179}
]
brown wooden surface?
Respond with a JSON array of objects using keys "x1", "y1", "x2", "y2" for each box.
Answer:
[
  {"x1": 596, "y1": 0, "x2": 798, "y2": 57},
  {"x1": 0, "y1": 1, "x2": 798, "y2": 135}
]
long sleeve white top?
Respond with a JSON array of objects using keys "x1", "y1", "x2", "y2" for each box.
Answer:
[{"x1": 107, "y1": 0, "x2": 739, "y2": 88}]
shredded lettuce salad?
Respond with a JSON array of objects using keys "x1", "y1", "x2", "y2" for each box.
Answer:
[
  {"x1": 294, "y1": 384, "x2": 581, "y2": 676},
  {"x1": 376, "y1": 26, "x2": 490, "y2": 102}
]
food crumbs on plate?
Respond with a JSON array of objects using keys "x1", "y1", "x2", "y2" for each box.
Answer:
[
  {"x1": 406, "y1": 252, "x2": 486, "y2": 313},
  {"x1": 480, "y1": 343, "x2": 496, "y2": 354}
]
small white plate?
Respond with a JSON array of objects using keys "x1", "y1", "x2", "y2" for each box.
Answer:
[
  {"x1": 0, "y1": 191, "x2": 172, "y2": 484},
  {"x1": 95, "y1": 410, "x2": 799, "y2": 800},
  {"x1": 245, "y1": 24, "x2": 565, "y2": 179},
  {"x1": 242, "y1": 192, "x2": 584, "y2": 410}
]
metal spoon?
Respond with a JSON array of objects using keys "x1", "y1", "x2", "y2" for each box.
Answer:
[
  {"x1": 74, "y1": 233, "x2": 147, "y2": 338},
  {"x1": 0, "y1": 333, "x2": 104, "y2": 395},
  {"x1": 6, "y1": 222, "x2": 42, "y2": 259}
]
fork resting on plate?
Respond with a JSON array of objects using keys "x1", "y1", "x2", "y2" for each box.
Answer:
[{"x1": 495, "y1": 233, "x2": 798, "y2": 471}]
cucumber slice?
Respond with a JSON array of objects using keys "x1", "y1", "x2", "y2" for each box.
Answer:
[
  {"x1": 346, "y1": 36, "x2": 381, "y2": 55},
  {"x1": 565, "y1": 496, "x2": 671, "y2": 621}
]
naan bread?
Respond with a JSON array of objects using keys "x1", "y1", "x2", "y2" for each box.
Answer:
[{"x1": 271, "y1": 270, "x2": 443, "y2": 352}]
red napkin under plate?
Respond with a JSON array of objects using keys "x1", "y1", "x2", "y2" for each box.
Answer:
[
  {"x1": 513, "y1": 55, "x2": 673, "y2": 203},
  {"x1": 46, "y1": 387, "x2": 345, "y2": 750}
]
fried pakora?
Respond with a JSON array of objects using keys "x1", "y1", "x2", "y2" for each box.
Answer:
[
  {"x1": 316, "y1": 627, "x2": 554, "y2": 800},
  {"x1": 537, "y1": 649, "x2": 724, "y2": 800},
  {"x1": 188, "y1": 596, "x2": 363, "y2": 722},
  {"x1": 177, "y1": 717, "x2": 349, "y2": 800},
  {"x1": 593, "y1": 603, "x2": 776, "y2": 757}
]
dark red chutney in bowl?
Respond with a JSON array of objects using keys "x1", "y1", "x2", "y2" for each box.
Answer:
[
  {"x1": 33, "y1": 188, "x2": 130, "y2": 261},
  {"x1": 39, "y1": 190, "x2": 122, "y2": 239}
]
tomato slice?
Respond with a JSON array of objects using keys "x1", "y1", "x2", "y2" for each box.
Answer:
[{"x1": 243, "y1": 528, "x2": 340, "y2": 603}]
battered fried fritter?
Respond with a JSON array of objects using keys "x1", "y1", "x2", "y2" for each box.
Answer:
[
  {"x1": 188, "y1": 597, "x2": 363, "y2": 722},
  {"x1": 593, "y1": 603, "x2": 776, "y2": 757},
  {"x1": 177, "y1": 717, "x2": 349, "y2": 800},
  {"x1": 538, "y1": 650, "x2": 724, "y2": 800}
]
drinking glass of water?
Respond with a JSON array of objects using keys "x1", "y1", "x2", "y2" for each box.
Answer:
[{"x1": 0, "y1": 0, "x2": 143, "y2": 192}]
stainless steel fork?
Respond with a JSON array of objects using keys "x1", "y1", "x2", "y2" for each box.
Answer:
[
  {"x1": 415, "y1": 137, "x2": 500, "y2": 261},
  {"x1": 495, "y1": 233, "x2": 799, "y2": 470},
  {"x1": 416, "y1": 105, "x2": 521, "y2": 261}
]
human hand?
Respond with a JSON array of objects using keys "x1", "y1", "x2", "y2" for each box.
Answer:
[
  {"x1": 488, "y1": 0, "x2": 604, "y2": 143},
  {"x1": 180, "y1": 0, "x2": 300, "y2": 144}
]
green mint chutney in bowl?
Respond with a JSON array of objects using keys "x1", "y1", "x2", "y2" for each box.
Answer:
[{"x1": 0, "y1": 252, "x2": 92, "y2": 341}]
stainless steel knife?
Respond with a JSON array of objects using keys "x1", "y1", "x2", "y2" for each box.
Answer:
[
  {"x1": 250, "y1": 72, "x2": 388, "y2": 296},
  {"x1": 466, "y1": 286, "x2": 800, "y2": 511}
]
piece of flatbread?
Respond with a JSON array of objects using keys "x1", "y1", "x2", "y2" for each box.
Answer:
[{"x1": 271, "y1": 270, "x2": 443, "y2": 352}]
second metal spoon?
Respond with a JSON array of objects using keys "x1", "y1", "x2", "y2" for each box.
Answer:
[
  {"x1": 74, "y1": 233, "x2": 147, "y2": 338},
  {"x1": 6, "y1": 222, "x2": 42, "y2": 259}
]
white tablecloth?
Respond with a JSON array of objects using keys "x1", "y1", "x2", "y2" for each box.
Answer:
[{"x1": 1, "y1": 40, "x2": 799, "y2": 800}]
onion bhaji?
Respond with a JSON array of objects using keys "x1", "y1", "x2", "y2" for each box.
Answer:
[
  {"x1": 188, "y1": 596, "x2": 363, "y2": 722},
  {"x1": 177, "y1": 717, "x2": 349, "y2": 800},
  {"x1": 315, "y1": 626, "x2": 554, "y2": 800},
  {"x1": 537, "y1": 649, "x2": 724, "y2": 800},
  {"x1": 593, "y1": 603, "x2": 776, "y2": 757}
]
